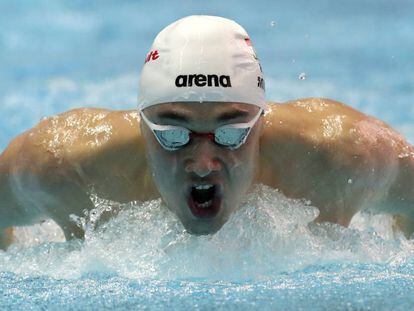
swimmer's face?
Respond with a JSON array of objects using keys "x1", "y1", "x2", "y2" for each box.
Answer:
[{"x1": 140, "y1": 102, "x2": 263, "y2": 235}]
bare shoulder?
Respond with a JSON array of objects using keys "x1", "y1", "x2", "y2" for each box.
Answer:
[
  {"x1": 259, "y1": 98, "x2": 413, "y2": 225},
  {"x1": 262, "y1": 98, "x2": 409, "y2": 164},
  {"x1": 19, "y1": 108, "x2": 140, "y2": 162},
  {"x1": 27, "y1": 108, "x2": 143, "y2": 164},
  {"x1": 4, "y1": 108, "x2": 156, "y2": 201}
]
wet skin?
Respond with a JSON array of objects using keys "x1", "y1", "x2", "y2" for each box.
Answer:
[
  {"x1": 0, "y1": 98, "x2": 413, "y2": 246},
  {"x1": 141, "y1": 102, "x2": 262, "y2": 235}
]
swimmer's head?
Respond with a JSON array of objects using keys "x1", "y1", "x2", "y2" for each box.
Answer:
[
  {"x1": 138, "y1": 15, "x2": 266, "y2": 110},
  {"x1": 138, "y1": 16, "x2": 266, "y2": 235}
]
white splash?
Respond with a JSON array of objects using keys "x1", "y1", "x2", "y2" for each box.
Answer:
[{"x1": 1, "y1": 184, "x2": 413, "y2": 281}]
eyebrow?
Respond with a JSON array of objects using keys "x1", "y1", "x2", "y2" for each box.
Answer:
[
  {"x1": 156, "y1": 111, "x2": 190, "y2": 123},
  {"x1": 156, "y1": 110, "x2": 250, "y2": 123},
  {"x1": 216, "y1": 110, "x2": 250, "y2": 122}
]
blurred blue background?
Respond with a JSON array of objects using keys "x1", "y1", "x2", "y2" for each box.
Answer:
[{"x1": 1, "y1": 0, "x2": 413, "y2": 150}]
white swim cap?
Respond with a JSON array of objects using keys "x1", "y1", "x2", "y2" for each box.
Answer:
[{"x1": 138, "y1": 15, "x2": 266, "y2": 111}]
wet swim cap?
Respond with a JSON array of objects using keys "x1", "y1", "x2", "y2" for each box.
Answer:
[{"x1": 138, "y1": 15, "x2": 266, "y2": 111}]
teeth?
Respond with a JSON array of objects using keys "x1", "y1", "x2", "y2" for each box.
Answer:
[
  {"x1": 194, "y1": 184, "x2": 213, "y2": 190},
  {"x1": 196, "y1": 200, "x2": 213, "y2": 208}
]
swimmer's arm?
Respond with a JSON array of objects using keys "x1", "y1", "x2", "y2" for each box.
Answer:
[
  {"x1": 337, "y1": 106, "x2": 414, "y2": 229},
  {"x1": 311, "y1": 99, "x2": 414, "y2": 229},
  {"x1": 0, "y1": 108, "x2": 158, "y2": 238},
  {"x1": 260, "y1": 98, "x2": 414, "y2": 228},
  {"x1": 0, "y1": 131, "x2": 46, "y2": 228},
  {"x1": 0, "y1": 109, "x2": 106, "y2": 234},
  {"x1": 378, "y1": 145, "x2": 414, "y2": 232},
  {"x1": 0, "y1": 124, "x2": 92, "y2": 241}
]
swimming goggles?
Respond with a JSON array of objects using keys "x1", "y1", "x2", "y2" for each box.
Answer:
[{"x1": 139, "y1": 108, "x2": 263, "y2": 151}]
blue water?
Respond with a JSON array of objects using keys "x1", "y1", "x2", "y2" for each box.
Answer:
[
  {"x1": 2, "y1": 263, "x2": 414, "y2": 310},
  {"x1": 1, "y1": 0, "x2": 414, "y2": 310}
]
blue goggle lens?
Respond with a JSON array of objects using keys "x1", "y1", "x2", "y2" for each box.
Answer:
[
  {"x1": 154, "y1": 128, "x2": 190, "y2": 150},
  {"x1": 154, "y1": 127, "x2": 249, "y2": 150},
  {"x1": 215, "y1": 127, "x2": 249, "y2": 149}
]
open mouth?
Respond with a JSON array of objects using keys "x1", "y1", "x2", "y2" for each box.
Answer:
[{"x1": 187, "y1": 184, "x2": 222, "y2": 218}]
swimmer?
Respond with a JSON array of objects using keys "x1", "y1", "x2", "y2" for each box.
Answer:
[{"x1": 0, "y1": 15, "x2": 413, "y2": 248}]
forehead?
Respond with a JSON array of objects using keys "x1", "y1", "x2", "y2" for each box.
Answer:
[{"x1": 143, "y1": 102, "x2": 259, "y2": 118}]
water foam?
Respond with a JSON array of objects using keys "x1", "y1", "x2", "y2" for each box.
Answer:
[{"x1": 1, "y1": 184, "x2": 413, "y2": 281}]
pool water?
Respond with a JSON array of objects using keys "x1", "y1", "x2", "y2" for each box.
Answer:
[
  {"x1": 1, "y1": 0, "x2": 414, "y2": 310},
  {"x1": 2, "y1": 185, "x2": 414, "y2": 309}
]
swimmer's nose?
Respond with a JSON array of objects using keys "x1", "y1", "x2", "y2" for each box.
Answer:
[{"x1": 184, "y1": 140, "x2": 222, "y2": 177}]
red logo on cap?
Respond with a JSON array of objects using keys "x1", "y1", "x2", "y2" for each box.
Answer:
[
  {"x1": 144, "y1": 50, "x2": 159, "y2": 63},
  {"x1": 245, "y1": 38, "x2": 252, "y2": 46},
  {"x1": 245, "y1": 37, "x2": 259, "y2": 62}
]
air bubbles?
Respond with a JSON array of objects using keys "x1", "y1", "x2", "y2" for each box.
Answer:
[
  {"x1": 298, "y1": 72, "x2": 307, "y2": 80},
  {"x1": 347, "y1": 178, "x2": 353, "y2": 184},
  {"x1": 270, "y1": 21, "x2": 277, "y2": 27}
]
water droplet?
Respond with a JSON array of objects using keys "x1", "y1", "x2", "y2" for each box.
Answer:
[
  {"x1": 299, "y1": 72, "x2": 307, "y2": 80},
  {"x1": 270, "y1": 21, "x2": 277, "y2": 27},
  {"x1": 347, "y1": 178, "x2": 353, "y2": 184}
]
